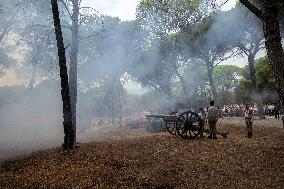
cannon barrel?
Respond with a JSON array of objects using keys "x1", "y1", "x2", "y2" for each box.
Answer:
[{"x1": 146, "y1": 115, "x2": 178, "y2": 122}]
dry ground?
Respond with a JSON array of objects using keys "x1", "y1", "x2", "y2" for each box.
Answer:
[{"x1": 0, "y1": 117, "x2": 283, "y2": 189}]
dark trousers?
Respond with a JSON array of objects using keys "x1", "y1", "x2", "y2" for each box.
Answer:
[
  {"x1": 208, "y1": 121, "x2": 217, "y2": 137},
  {"x1": 200, "y1": 120, "x2": 204, "y2": 136},
  {"x1": 245, "y1": 118, "x2": 252, "y2": 138},
  {"x1": 275, "y1": 112, "x2": 280, "y2": 119}
]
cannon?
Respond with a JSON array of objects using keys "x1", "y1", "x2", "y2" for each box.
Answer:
[
  {"x1": 146, "y1": 111, "x2": 202, "y2": 138},
  {"x1": 146, "y1": 111, "x2": 228, "y2": 139}
]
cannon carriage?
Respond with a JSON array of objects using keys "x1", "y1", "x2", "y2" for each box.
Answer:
[
  {"x1": 146, "y1": 111, "x2": 203, "y2": 139},
  {"x1": 145, "y1": 111, "x2": 228, "y2": 139}
]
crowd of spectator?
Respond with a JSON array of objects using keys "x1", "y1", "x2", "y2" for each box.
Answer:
[
  {"x1": 220, "y1": 103, "x2": 281, "y2": 118},
  {"x1": 264, "y1": 104, "x2": 281, "y2": 118}
]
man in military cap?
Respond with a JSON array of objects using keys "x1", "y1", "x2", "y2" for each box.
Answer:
[
  {"x1": 207, "y1": 100, "x2": 219, "y2": 139},
  {"x1": 244, "y1": 103, "x2": 253, "y2": 138}
]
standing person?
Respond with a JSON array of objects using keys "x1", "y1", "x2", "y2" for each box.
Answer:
[
  {"x1": 281, "y1": 108, "x2": 284, "y2": 129},
  {"x1": 244, "y1": 104, "x2": 253, "y2": 138},
  {"x1": 274, "y1": 106, "x2": 280, "y2": 119},
  {"x1": 217, "y1": 106, "x2": 222, "y2": 118},
  {"x1": 198, "y1": 108, "x2": 206, "y2": 137},
  {"x1": 207, "y1": 100, "x2": 219, "y2": 139}
]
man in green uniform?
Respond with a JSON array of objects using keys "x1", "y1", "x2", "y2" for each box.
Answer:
[
  {"x1": 244, "y1": 104, "x2": 253, "y2": 138},
  {"x1": 207, "y1": 100, "x2": 219, "y2": 139}
]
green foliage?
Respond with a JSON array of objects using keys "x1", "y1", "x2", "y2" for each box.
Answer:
[
  {"x1": 136, "y1": 0, "x2": 202, "y2": 40},
  {"x1": 235, "y1": 56, "x2": 279, "y2": 104},
  {"x1": 255, "y1": 56, "x2": 277, "y2": 91},
  {"x1": 212, "y1": 65, "x2": 242, "y2": 104},
  {"x1": 214, "y1": 65, "x2": 242, "y2": 91},
  {"x1": 179, "y1": 16, "x2": 213, "y2": 45},
  {"x1": 193, "y1": 17, "x2": 213, "y2": 38}
]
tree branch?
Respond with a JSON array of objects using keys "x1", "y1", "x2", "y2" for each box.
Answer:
[
  {"x1": 214, "y1": 49, "x2": 239, "y2": 66},
  {"x1": 79, "y1": 6, "x2": 100, "y2": 15},
  {"x1": 239, "y1": 0, "x2": 263, "y2": 19},
  {"x1": 62, "y1": 25, "x2": 72, "y2": 30},
  {"x1": 78, "y1": 0, "x2": 82, "y2": 6},
  {"x1": 61, "y1": 20, "x2": 72, "y2": 30},
  {"x1": 252, "y1": 39, "x2": 265, "y2": 55},
  {"x1": 219, "y1": 0, "x2": 230, "y2": 7},
  {"x1": 26, "y1": 24, "x2": 51, "y2": 28},
  {"x1": 237, "y1": 43, "x2": 249, "y2": 56},
  {"x1": 58, "y1": 0, "x2": 72, "y2": 18},
  {"x1": 259, "y1": 40, "x2": 265, "y2": 46}
]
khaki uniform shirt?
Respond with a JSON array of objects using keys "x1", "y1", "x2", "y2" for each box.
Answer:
[
  {"x1": 207, "y1": 106, "x2": 219, "y2": 122},
  {"x1": 244, "y1": 109, "x2": 253, "y2": 119}
]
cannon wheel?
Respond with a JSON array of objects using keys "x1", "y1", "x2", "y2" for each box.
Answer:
[
  {"x1": 176, "y1": 111, "x2": 202, "y2": 139},
  {"x1": 166, "y1": 121, "x2": 177, "y2": 135}
]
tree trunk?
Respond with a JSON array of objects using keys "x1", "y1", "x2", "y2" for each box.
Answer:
[
  {"x1": 69, "y1": 0, "x2": 79, "y2": 143},
  {"x1": 262, "y1": 6, "x2": 284, "y2": 110},
  {"x1": 248, "y1": 53, "x2": 265, "y2": 116},
  {"x1": 248, "y1": 54, "x2": 257, "y2": 87},
  {"x1": 239, "y1": 0, "x2": 284, "y2": 111},
  {"x1": 206, "y1": 62, "x2": 218, "y2": 104},
  {"x1": 51, "y1": 0, "x2": 74, "y2": 149}
]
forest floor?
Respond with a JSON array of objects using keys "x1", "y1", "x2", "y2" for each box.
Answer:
[{"x1": 0, "y1": 117, "x2": 283, "y2": 189}]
